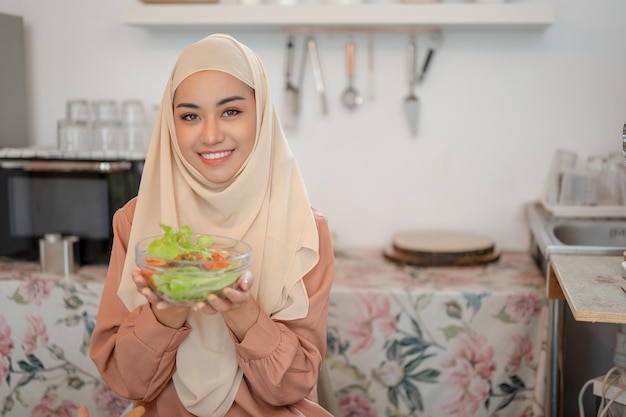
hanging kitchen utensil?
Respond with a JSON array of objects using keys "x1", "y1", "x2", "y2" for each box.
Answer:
[
  {"x1": 341, "y1": 40, "x2": 363, "y2": 110},
  {"x1": 368, "y1": 33, "x2": 375, "y2": 101},
  {"x1": 307, "y1": 36, "x2": 328, "y2": 115},
  {"x1": 403, "y1": 36, "x2": 419, "y2": 137},
  {"x1": 295, "y1": 36, "x2": 309, "y2": 121},
  {"x1": 283, "y1": 35, "x2": 298, "y2": 129},
  {"x1": 419, "y1": 47, "x2": 434, "y2": 84},
  {"x1": 419, "y1": 32, "x2": 442, "y2": 84}
]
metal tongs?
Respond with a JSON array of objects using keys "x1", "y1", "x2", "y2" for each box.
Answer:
[{"x1": 307, "y1": 36, "x2": 328, "y2": 115}]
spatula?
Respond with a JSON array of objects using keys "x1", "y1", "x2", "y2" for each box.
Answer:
[{"x1": 404, "y1": 37, "x2": 419, "y2": 138}]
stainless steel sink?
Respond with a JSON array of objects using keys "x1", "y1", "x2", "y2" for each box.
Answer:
[
  {"x1": 526, "y1": 202, "x2": 626, "y2": 274},
  {"x1": 552, "y1": 221, "x2": 626, "y2": 247},
  {"x1": 526, "y1": 201, "x2": 626, "y2": 417}
]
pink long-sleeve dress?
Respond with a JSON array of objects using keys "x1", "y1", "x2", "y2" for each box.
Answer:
[{"x1": 90, "y1": 198, "x2": 335, "y2": 417}]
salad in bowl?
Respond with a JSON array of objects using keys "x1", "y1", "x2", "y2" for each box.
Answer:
[{"x1": 135, "y1": 225, "x2": 251, "y2": 305}]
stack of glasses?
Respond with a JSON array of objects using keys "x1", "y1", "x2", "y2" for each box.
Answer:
[
  {"x1": 545, "y1": 149, "x2": 626, "y2": 207},
  {"x1": 58, "y1": 99, "x2": 151, "y2": 158}
]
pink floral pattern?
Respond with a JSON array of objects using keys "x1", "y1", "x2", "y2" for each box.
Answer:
[
  {"x1": 0, "y1": 262, "x2": 130, "y2": 417},
  {"x1": 337, "y1": 393, "x2": 378, "y2": 417},
  {"x1": 0, "y1": 355, "x2": 9, "y2": 385},
  {"x1": 441, "y1": 358, "x2": 490, "y2": 417},
  {"x1": 0, "y1": 316, "x2": 13, "y2": 357},
  {"x1": 22, "y1": 315, "x2": 49, "y2": 355},
  {"x1": 0, "y1": 252, "x2": 549, "y2": 417},
  {"x1": 93, "y1": 385, "x2": 131, "y2": 417},
  {"x1": 504, "y1": 293, "x2": 543, "y2": 325},
  {"x1": 345, "y1": 293, "x2": 396, "y2": 354},
  {"x1": 507, "y1": 335, "x2": 534, "y2": 376},
  {"x1": 441, "y1": 334, "x2": 495, "y2": 417},
  {"x1": 30, "y1": 392, "x2": 78, "y2": 417},
  {"x1": 326, "y1": 250, "x2": 548, "y2": 417},
  {"x1": 444, "y1": 333, "x2": 495, "y2": 379},
  {"x1": 372, "y1": 360, "x2": 404, "y2": 387},
  {"x1": 17, "y1": 279, "x2": 51, "y2": 306}
]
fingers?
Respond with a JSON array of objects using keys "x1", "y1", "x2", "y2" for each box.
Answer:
[
  {"x1": 193, "y1": 293, "x2": 236, "y2": 314},
  {"x1": 131, "y1": 269, "x2": 149, "y2": 287},
  {"x1": 218, "y1": 271, "x2": 253, "y2": 307},
  {"x1": 126, "y1": 406, "x2": 145, "y2": 417},
  {"x1": 237, "y1": 270, "x2": 254, "y2": 291},
  {"x1": 191, "y1": 271, "x2": 253, "y2": 314},
  {"x1": 132, "y1": 270, "x2": 166, "y2": 306}
]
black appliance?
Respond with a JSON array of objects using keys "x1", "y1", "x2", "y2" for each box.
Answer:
[
  {"x1": 0, "y1": 12, "x2": 29, "y2": 148},
  {"x1": 0, "y1": 149, "x2": 143, "y2": 264}
]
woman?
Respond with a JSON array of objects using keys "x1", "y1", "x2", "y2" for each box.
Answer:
[{"x1": 90, "y1": 34, "x2": 334, "y2": 417}]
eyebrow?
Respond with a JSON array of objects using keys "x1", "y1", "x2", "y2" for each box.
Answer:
[{"x1": 175, "y1": 95, "x2": 246, "y2": 109}]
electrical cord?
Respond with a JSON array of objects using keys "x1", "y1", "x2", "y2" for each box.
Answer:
[
  {"x1": 598, "y1": 367, "x2": 626, "y2": 417},
  {"x1": 579, "y1": 366, "x2": 626, "y2": 417},
  {"x1": 579, "y1": 378, "x2": 596, "y2": 417}
]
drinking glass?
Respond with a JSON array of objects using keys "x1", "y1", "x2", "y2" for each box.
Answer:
[
  {"x1": 92, "y1": 100, "x2": 119, "y2": 124},
  {"x1": 66, "y1": 99, "x2": 91, "y2": 125},
  {"x1": 91, "y1": 121, "x2": 121, "y2": 157},
  {"x1": 121, "y1": 99, "x2": 146, "y2": 126},
  {"x1": 119, "y1": 100, "x2": 150, "y2": 155},
  {"x1": 546, "y1": 149, "x2": 577, "y2": 205},
  {"x1": 121, "y1": 125, "x2": 150, "y2": 155},
  {"x1": 58, "y1": 119, "x2": 91, "y2": 152},
  {"x1": 558, "y1": 169, "x2": 599, "y2": 206}
]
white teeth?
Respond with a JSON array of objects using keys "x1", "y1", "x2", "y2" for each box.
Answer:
[{"x1": 201, "y1": 151, "x2": 232, "y2": 160}]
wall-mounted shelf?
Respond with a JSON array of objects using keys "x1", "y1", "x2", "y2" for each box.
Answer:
[{"x1": 119, "y1": 3, "x2": 555, "y2": 31}]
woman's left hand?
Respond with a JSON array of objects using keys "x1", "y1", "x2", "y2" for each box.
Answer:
[{"x1": 192, "y1": 270, "x2": 254, "y2": 314}]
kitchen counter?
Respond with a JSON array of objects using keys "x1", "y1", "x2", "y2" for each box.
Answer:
[
  {"x1": 546, "y1": 254, "x2": 626, "y2": 417},
  {"x1": 548, "y1": 254, "x2": 626, "y2": 323}
]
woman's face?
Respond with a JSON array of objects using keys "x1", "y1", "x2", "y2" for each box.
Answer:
[{"x1": 173, "y1": 70, "x2": 257, "y2": 184}]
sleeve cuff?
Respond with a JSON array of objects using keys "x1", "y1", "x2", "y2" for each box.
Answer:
[
  {"x1": 134, "y1": 305, "x2": 191, "y2": 353},
  {"x1": 234, "y1": 312, "x2": 281, "y2": 359}
]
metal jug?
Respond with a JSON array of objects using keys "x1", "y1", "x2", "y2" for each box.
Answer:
[{"x1": 39, "y1": 233, "x2": 79, "y2": 275}]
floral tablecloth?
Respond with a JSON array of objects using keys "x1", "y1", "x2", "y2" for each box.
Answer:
[
  {"x1": 325, "y1": 250, "x2": 548, "y2": 417},
  {"x1": 0, "y1": 250, "x2": 548, "y2": 417},
  {"x1": 0, "y1": 261, "x2": 130, "y2": 417}
]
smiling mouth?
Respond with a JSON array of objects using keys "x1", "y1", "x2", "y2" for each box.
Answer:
[{"x1": 200, "y1": 150, "x2": 233, "y2": 160}]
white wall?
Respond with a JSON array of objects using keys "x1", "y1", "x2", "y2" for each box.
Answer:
[{"x1": 1, "y1": 0, "x2": 624, "y2": 250}]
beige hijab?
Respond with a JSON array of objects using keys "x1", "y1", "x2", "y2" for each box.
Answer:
[{"x1": 117, "y1": 34, "x2": 320, "y2": 417}]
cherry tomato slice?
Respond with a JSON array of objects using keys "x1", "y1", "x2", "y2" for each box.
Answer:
[
  {"x1": 202, "y1": 261, "x2": 231, "y2": 270},
  {"x1": 212, "y1": 253, "x2": 225, "y2": 261},
  {"x1": 144, "y1": 257, "x2": 169, "y2": 267}
]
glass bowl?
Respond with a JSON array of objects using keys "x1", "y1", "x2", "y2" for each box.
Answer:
[{"x1": 135, "y1": 234, "x2": 251, "y2": 305}]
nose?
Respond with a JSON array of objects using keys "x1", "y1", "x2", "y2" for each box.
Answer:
[{"x1": 200, "y1": 117, "x2": 224, "y2": 145}]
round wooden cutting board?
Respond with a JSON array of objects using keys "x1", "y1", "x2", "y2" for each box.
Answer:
[{"x1": 384, "y1": 230, "x2": 499, "y2": 267}]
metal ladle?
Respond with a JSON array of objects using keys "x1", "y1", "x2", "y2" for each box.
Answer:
[{"x1": 342, "y1": 40, "x2": 362, "y2": 110}]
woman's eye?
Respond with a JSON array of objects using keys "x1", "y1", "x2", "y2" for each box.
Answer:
[
  {"x1": 223, "y1": 109, "x2": 240, "y2": 117},
  {"x1": 181, "y1": 113, "x2": 198, "y2": 121}
]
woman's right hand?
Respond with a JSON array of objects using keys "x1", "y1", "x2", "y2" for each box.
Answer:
[{"x1": 132, "y1": 269, "x2": 190, "y2": 328}]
